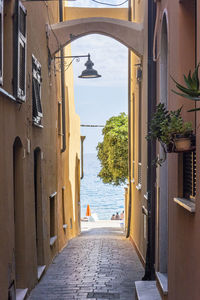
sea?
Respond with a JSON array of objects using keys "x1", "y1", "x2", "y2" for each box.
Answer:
[{"x1": 81, "y1": 153, "x2": 125, "y2": 220}]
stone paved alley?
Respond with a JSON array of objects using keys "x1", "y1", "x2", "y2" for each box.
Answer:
[{"x1": 28, "y1": 221, "x2": 144, "y2": 300}]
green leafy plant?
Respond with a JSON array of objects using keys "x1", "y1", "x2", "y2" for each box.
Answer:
[
  {"x1": 171, "y1": 63, "x2": 200, "y2": 112},
  {"x1": 97, "y1": 113, "x2": 128, "y2": 186},
  {"x1": 147, "y1": 103, "x2": 192, "y2": 166}
]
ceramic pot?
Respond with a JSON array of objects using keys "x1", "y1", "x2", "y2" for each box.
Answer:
[{"x1": 174, "y1": 137, "x2": 191, "y2": 151}]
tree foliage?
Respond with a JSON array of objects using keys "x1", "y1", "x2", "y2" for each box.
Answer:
[{"x1": 96, "y1": 113, "x2": 128, "y2": 185}]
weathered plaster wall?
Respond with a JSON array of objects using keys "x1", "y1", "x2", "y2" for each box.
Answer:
[
  {"x1": 0, "y1": 2, "x2": 81, "y2": 299},
  {"x1": 156, "y1": 0, "x2": 200, "y2": 299}
]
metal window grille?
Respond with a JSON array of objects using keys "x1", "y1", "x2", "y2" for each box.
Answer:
[
  {"x1": 138, "y1": 162, "x2": 142, "y2": 186},
  {"x1": 183, "y1": 150, "x2": 196, "y2": 199},
  {"x1": 0, "y1": 0, "x2": 3, "y2": 85},
  {"x1": 32, "y1": 55, "x2": 42, "y2": 125}
]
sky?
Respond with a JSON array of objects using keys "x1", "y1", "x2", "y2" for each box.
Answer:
[{"x1": 67, "y1": 0, "x2": 128, "y2": 153}]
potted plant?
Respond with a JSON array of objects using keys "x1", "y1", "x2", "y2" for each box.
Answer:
[
  {"x1": 147, "y1": 103, "x2": 193, "y2": 166},
  {"x1": 171, "y1": 63, "x2": 200, "y2": 112}
]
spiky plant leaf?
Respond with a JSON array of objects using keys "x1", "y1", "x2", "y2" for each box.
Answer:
[
  {"x1": 188, "y1": 107, "x2": 200, "y2": 112},
  {"x1": 171, "y1": 89, "x2": 200, "y2": 100}
]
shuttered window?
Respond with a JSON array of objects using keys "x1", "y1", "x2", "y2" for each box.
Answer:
[
  {"x1": 0, "y1": 0, "x2": 3, "y2": 85},
  {"x1": 32, "y1": 55, "x2": 42, "y2": 125},
  {"x1": 183, "y1": 150, "x2": 196, "y2": 199},
  {"x1": 13, "y1": 1, "x2": 26, "y2": 101},
  {"x1": 17, "y1": 2, "x2": 26, "y2": 100}
]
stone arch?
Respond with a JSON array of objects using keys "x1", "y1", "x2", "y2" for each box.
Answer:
[{"x1": 48, "y1": 17, "x2": 144, "y2": 57}]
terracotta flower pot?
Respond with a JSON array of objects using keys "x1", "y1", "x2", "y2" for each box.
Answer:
[{"x1": 174, "y1": 137, "x2": 191, "y2": 151}]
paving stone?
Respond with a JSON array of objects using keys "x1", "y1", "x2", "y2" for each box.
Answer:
[{"x1": 28, "y1": 223, "x2": 144, "y2": 300}]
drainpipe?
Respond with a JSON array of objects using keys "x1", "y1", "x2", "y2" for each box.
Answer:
[
  {"x1": 142, "y1": 0, "x2": 156, "y2": 280},
  {"x1": 126, "y1": 0, "x2": 132, "y2": 238},
  {"x1": 80, "y1": 136, "x2": 86, "y2": 179},
  {"x1": 59, "y1": 0, "x2": 66, "y2": 153}
]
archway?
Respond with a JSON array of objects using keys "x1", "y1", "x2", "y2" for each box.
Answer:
[
  {"x1": 48, "y1": 17, "x2": 144, "y2": 58},
  {"x1": 49, "y1": 14, "x2": 146, "y2": 243},
  {"x1": 13, "y1": 137, "x2": 25, "y2": 289}
]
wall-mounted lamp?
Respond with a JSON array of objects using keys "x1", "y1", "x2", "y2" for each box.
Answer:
[
  {"x1": 135, "y1": 63, "x2": 142, "y2": 82},
  {"x1": 55, "y1": 53, "x2": 101, "y2": 79}
]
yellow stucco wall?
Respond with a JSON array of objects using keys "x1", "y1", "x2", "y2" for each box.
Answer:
[
  {"x1": 65, "y1": 44, "x2": 80, "y2": 238},
  {"x1": 128, "y1": 0, "x2": 148, "y2": 263},
  {"x1": 56, "y1": 6, "x2": 81, "y2": 250},
  {"x1": 64, "y1": 7, "x2": 128, "y2": 21}
]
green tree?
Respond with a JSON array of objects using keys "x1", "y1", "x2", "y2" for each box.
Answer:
[{"x1": 96, "y1": 113, "x2": 128, "y2": 185}]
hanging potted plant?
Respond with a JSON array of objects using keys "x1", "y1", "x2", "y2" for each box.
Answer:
[
  {"x1": 167, "y1": 111, "x2": 193, "y2": 151},
  {"x1": 146, "y1": 103, "x2": 193, "y2": 166}
]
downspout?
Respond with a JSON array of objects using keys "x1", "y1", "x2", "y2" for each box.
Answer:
[
  {"x1": 142, "y1": 0, "x2": 156, "y2": 280},
  {"x1": 59, "y1": 0, "x2": 66, "y2": 153},
  {"x1": 80, "y1": 136, "x2": 86, "y2": 180},
  {"x1": 195, "y1": 0, "x2": 197, "y2": 131},
  {"x1": 126, "y1": 0, "x2": 132, "y2": 238}
]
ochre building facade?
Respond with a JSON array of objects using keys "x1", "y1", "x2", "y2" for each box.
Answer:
[{"x1": 0, "y1": 1, "x2": 80, "y2": 299}]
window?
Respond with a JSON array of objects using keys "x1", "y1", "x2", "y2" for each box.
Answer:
[
  {"x1": 49, "y1": 192, "x2": 57, "y2": 246},
  {"x1": 58, "y1": 101, "x2": 62, "y2": 135},
  {"x1": 137, "y1": 66, "x2": 142, "y2": 189},
  {"x1": 132, "y1": 93, "x2": 135, "y2": 181},
  {"x1": 62, "y1": 187, "x2": 67, "y2": 228},
  {"x1": 0, "y1": 0, "x2": 3, "y2": 85},
  {"x1": 13, "y1": 1, "x2": 26, "y2": 101},
  {"x1": 32, "y1": 55, "x2": 43, "y2": 125},
  {"x1": 183, "y1": 150, "x2": 196, "y2": 200}
]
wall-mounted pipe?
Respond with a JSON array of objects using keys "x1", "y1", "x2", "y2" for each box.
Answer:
[
  {"x1": 80, "y1": 136, "x2": 86, "y2": 179},
  {"x1": 142, "y1": 0, "x2": 156, "y2": 281},
  {"x1": 59, "y1": 0, "x2": 66, "y2": 153},
  {"x1": 126, "y1": 0, "x2": 132, "y2": 238}
]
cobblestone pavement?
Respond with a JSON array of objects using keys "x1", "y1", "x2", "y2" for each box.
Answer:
[{"x1": 28, "y1": 222, "x2": 144, "y2": 300}]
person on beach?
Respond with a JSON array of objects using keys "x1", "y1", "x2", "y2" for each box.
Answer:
[
  {"x1": 115, "y1": 212, "x2": 120, "y2": 220},
  {"x1": 111, "y1": 214, "x2": 116, "y2": 220},
  {"x1": 120, "y1": 211, "x2": 124, "y2": 220}
]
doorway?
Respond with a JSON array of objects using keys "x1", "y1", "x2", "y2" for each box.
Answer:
[
  {"x1": 34, "y1": 148, "x2": 45, "y2": 279},
  {"x1": 13, "y1": 137, "x2": 25, "y2": 289}
]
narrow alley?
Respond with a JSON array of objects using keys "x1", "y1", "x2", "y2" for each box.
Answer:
[{"x1": 28, "y1": 221, "x2": 144, "y2": 300}]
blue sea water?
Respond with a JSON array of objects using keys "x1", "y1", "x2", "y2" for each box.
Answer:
[{"x1": 81, "y1": 153, "x2": 125, "y2": 220}]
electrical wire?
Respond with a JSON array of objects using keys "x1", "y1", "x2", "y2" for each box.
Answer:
[{"x1": 89, "y1": 0, "x2": 128, "y2": 6}]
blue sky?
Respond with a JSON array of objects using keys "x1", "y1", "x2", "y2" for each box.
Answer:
[{"x1": 68, "y1": 0, "x2": 128, "y2": 153}]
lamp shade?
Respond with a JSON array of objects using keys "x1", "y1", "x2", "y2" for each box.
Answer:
[{"x1": 79, "y1": 54, "x2": 101, "y2": 79}]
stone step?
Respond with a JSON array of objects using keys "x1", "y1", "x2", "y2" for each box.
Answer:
[{"x1": 135, "y1": 281, "x2": 162, "y2": 300}]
